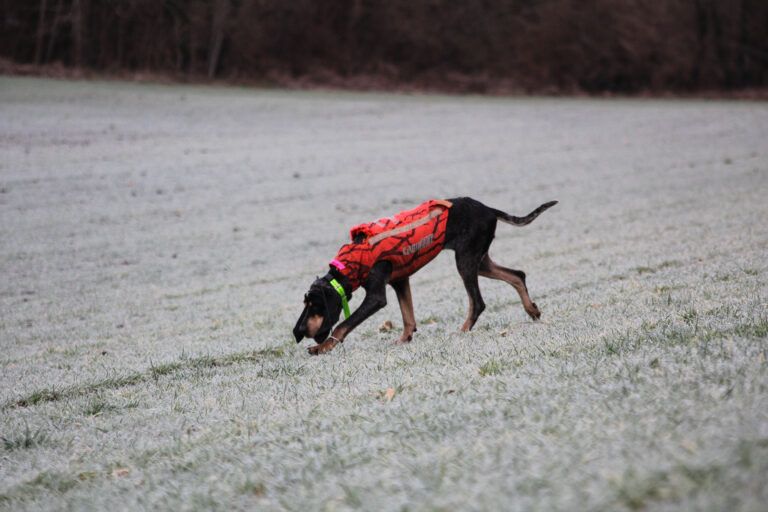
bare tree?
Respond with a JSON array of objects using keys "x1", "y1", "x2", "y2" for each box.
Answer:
[
  {"x1": 208, "y1": 0, "x2": 230, "y2": 78},
  {"x1": 34, "y1": 0, "x2": 49, "y2": 64}
]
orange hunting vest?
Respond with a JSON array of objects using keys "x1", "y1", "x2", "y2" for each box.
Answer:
[{"x1": 329, "y1": 200, "x2": 452, "y2": 290}]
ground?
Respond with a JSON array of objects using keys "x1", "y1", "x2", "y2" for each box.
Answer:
[{"x1": 0, "y1": 77, "x2": 767, "y2": 511}]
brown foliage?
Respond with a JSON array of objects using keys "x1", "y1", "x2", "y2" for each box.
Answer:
[{"x1": 1, "y1": 0, "x2": 766, "y2": 92}]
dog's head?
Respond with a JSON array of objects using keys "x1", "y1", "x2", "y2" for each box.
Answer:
[{"x1": 293, "y1": 278, "x2": 343, "y2": 344}]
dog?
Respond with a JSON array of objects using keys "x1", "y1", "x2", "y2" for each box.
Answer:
[{"x1": 293, "y1": 197, "x2": 557, "y2": 355}]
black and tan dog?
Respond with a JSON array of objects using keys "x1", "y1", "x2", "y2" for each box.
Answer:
[{"x1": 293, "y1": 197, "x2": 557, "y2": 354}]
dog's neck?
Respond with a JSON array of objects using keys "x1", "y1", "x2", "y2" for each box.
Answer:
[{"x1": 325, "y1": 268, "x2": 352, "y2": 298}]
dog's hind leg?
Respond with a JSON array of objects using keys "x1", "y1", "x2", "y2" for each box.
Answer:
[
  {"x1": 479, "y1": 254, "x2": 541, "y2": 320},
  {"x1": 390, "y1": 278, "x2": 416, "y2": 343},
  {"x1": 456, "y1": 252, "x2": 486, "y2": 332}
]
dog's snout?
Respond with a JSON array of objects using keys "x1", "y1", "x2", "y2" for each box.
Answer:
[
  {"x1": 293, "y1": 306, "x2": 309, "y2": 343},
  {"x1": 293, "y1": 327, "x2": 304, "y2": 343}
]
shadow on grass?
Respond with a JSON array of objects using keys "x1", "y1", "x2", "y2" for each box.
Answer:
[{"x1": 5, "y1": 346, "x2": 287, "y2": 410}]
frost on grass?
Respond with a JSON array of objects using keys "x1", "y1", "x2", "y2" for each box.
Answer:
[{"x1": 0, "y1": 77, "x2": 767, "y2": 510}]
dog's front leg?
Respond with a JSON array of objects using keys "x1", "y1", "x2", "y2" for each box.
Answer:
[
  {"x1": 308, "y1": 262, "x2": 391, "y2": 355},
  {"x1": 390, "y1": 278, "x2": 416, "y2": 343}
]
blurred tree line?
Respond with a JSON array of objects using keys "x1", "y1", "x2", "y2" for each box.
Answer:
[{"x1": 1, "y1": 0, "x2": 767, "y2": 92}]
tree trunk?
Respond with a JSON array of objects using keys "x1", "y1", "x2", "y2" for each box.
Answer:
[
  {"x1": 34, "y1": 0, "x2": 49, "y2": 64},
  {"x1": 44, "y1": 0, "x2": 64, "y2": 63},
  {"x1": 207, "y1": 0, "x2": 230, "y2": 78},
  {"x1": 736, "y1": 0, "x2": 748, "y2": 86},
  {"x1": 71, "y1": 0, "x2": 82, "y2": 67}
]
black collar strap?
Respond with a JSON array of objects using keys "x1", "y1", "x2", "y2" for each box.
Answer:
[
  {"x1": 324, "y1": 270, "x2": 352, "y2": 299},
  {"x1": 323, "y1": 271, "x2": 352, "y2": 320}
]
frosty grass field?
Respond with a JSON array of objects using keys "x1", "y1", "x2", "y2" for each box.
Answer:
[{"x1": 0, "y1": 76, "x2": 767, "y2": 510}]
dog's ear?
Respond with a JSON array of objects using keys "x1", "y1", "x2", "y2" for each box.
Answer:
[
  {"x1": 296, "y1": 280, "x2": 344, "y2": 343},
  {"x1": 312, "y1": 282, "x2": 344, "y2": 342},
  {"x1": 313, "y1": 310, "x2": 338, "y2": 343}
]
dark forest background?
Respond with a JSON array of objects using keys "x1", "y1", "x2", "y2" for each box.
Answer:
[{"x1": 2, "y1": 0, "x2": 767, "y2": 93}]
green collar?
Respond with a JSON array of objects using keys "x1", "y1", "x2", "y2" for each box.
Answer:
[{"x1": 328, "y1": 278, "x2": 351, "y2": 320}]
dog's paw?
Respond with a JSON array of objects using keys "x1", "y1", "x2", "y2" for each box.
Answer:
[
  {"x1": 307, "y1": 338, "x2": 339, "y2": 355},
  {"x1": 395, "y1": 333, "x2": 413, "y2": 344},
  {"x1": 527, "y1": 303, "x2": 541, "y2": 321}
]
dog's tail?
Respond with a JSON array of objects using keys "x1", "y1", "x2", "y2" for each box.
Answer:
[{"x1": 493, "y1": 200, "x2": 558, "y2": 226}]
